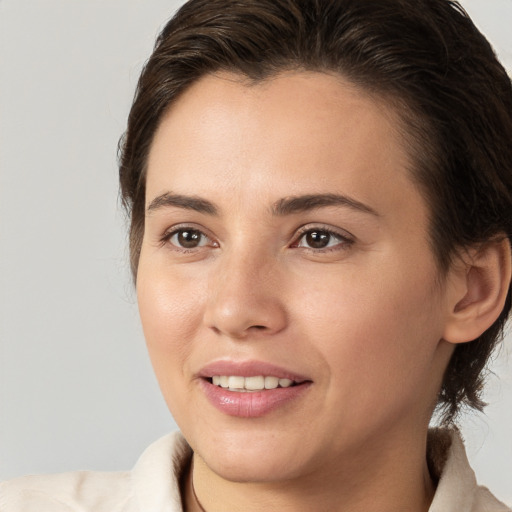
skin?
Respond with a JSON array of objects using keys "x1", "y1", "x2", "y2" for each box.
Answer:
[{"x1": 137, "y1": 71, "x2": 469, "y2": 512}]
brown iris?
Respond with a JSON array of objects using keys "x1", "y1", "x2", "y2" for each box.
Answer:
[
  {"x1": 305, "y1": 230, "x2": 331, "y2": 249},
  {"x1": 177, "y1": 229, "x2": 203, "y2": 248}
]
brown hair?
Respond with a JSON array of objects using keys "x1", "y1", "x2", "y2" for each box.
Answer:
[{"x1": 119, "y1": 0, "x2": 512, "y2": 422}]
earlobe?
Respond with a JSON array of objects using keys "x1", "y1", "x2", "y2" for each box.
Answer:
[{"x1": 443, "y1": 238, "x2": 512, "y2": 344}]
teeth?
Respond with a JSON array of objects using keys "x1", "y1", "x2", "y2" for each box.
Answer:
[
  {"x1": 228, "y1": 376, "x2": 245, "y2": 389},
  {"x1": 245, "y1": 376, "x2": 265, "y2": 390},
  {"x1": 211, "y1": 375, "x2": 297, "y2": 391},
  {"x1": 264, "y1": 376, "x2": 279, "y2": 389}
]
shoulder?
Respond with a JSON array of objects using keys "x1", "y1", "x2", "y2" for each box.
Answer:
[
  {"x1": 473, "y1": 486, "x2": 512, "y2": 512},
  {"x1": 428, "y1": 428, "x2": 511, "y2": 512},
  {"x1": 0, "y1": 470, "x2": 133, "y2": 512},
  {"x1": 0, "y1": 431, "x2": 191, "y2": 512}
]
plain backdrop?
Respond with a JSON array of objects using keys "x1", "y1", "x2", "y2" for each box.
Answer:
[{"x1": 1, "y1": 0, "x2": 511, "y2": 505}]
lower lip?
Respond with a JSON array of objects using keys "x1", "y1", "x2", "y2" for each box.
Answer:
[{"x1": 200, "y1": 379, "x2": 312, "y2": 418}]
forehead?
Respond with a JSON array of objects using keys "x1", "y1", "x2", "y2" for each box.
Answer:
[{"x1": 146, "y1": 71, "x2": 423, "y2": 221}]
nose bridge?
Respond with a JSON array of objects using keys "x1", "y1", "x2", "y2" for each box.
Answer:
[{"x1": 204, "y1": 243, "x2": 287, "y2": 338}]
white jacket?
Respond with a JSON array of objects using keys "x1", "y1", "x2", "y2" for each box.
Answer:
[{"x1": 1, "y1": 429, "x2": 510, "y2": 511}]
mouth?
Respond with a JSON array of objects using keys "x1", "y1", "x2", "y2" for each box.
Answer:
[
  {"x1": 206, "y1": 375, "x2": 303, "y2": 392},
  {"x1": 198, "y1": 361, "x2": 312, "y2": 417}
]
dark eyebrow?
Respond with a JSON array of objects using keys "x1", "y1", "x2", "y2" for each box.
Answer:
[
  {"x1": 147, "y1": 192, "x2": 377, "y2": 217},
  {"x1": 147, "y1": 192, "x2": 218, "y2": 215},
  {"x1": 272, "y1": 194, "x2": 379, "y2": 217}
]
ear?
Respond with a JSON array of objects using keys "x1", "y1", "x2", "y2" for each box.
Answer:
[{"x1": 443, "y1": 238, "x2": 511, "y2": 344}]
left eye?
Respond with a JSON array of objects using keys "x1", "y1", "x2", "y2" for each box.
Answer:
[
  {"x1": 295, "y1": 229, "x2": 348, "y2": 249},
  {"x1": 168, "y1": 228, "x2": 210, "y2": 249}
]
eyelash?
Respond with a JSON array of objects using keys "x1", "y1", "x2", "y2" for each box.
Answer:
[
  {"x1": 160, "y1": 225, "x2": 217, "y2": 253},
  {"x1": 291, "y1": 226, "x2": 354, "y2": 252},
  {"x1": 160, "y1": 225, "x2": 354, "y2": 253}
]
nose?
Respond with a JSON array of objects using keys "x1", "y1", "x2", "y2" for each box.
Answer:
[{"x1": 203, "y1": 250, "x2": 288, "y2": 339}]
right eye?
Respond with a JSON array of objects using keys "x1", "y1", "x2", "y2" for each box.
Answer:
[{"x1": 165, "y1": 228, "x2": 213, "y2": 250}]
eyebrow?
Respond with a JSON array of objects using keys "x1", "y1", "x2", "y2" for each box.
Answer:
[
  {"x1": 147, "y1": 193, "x2": 218, "y2": 215},
  {"x1": 271, "y1": 193, "x2": 379, "y2": 217},
  {"x1": 146, "y1": 192, "x2": 378, "y2": 217}
]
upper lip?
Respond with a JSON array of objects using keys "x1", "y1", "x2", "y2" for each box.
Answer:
[{"x1": 198, "y1": 360, "x2": 311, "y2": 383}]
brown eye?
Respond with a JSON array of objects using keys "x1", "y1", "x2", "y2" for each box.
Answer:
[
  {"x1": 305, "y1": 230, "x2": 331, "y2": 249},
  {"x1": 169, "y1": 229, "x2": 208, "y2": 249},
  {"x1": 296, "y1": 229, "x2": 350, "y2": 250}
]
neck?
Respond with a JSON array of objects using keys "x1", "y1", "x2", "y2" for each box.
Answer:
[{"x1": 184, "y1": 426, "x2": 436, "y2": 512}]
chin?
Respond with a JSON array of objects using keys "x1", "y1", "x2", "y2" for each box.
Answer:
[
  {"x1": 192, "y1": 426, "x2": 314, "y2": 484},
  {"x1": 202, "y1": 451, "x2": 305, "y2": 484}
]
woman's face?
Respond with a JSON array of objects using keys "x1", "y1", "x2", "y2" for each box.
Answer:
[{"x1": 137, "y1": 71, "x2": 455, "y2": 483}]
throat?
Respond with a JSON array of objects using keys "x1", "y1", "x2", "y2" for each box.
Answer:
[{"x1": 182, "y1": 456, "x2": 208, "y2": 512}]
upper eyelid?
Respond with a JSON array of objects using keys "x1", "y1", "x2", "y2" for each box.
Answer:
[
  {"x1": 294, "y1": 224, "x2": 355, "y2": 240},
  {"x1": 162, "y1": 223, "x2": 212, "y2": 239}
]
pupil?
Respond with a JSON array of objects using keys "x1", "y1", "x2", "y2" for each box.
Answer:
[
  {"x1": 178, "y1": 230, "x2": 201, "y2": 248},
  {"x1": 306, "y1": 231, "x2": 330, "y2": 248}
]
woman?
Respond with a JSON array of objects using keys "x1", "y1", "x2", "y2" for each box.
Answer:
[{"x1": 2, "y1": 0, "x2": 511, "y2": 510}]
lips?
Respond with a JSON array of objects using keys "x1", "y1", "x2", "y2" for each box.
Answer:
[{"x1": 198, "y1": 361, "x2": 312, "y2": 417}]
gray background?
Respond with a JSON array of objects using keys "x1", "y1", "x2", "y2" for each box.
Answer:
[{"x1": 1, "y1": 0, "x2": 511, "y2": 505}]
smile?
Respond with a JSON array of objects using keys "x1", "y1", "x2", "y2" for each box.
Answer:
[
  {"x1": 210, "y1": 375, "x2": 296, "y2": 391},
  {"x1": 198, "y1": 361, "x2": 312, "y2": 417}
]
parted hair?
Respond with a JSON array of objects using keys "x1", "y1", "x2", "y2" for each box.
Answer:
[{"x1": 119, "y1": 0, "x2": 512, "y2": 422}]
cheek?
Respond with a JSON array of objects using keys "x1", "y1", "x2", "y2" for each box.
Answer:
[
  {"x1": 136, "y1": 262, "x2": 206, "y2": 394},
  {"x1": 294, "y1": 256, "x2": 444, "y2": 403}
]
